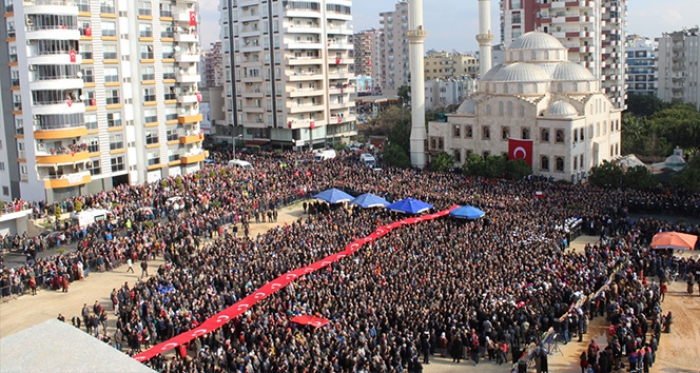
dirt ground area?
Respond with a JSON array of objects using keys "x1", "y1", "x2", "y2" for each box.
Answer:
[{"x1": 1, "y1": 218, "x2": 699, "y2": 373}]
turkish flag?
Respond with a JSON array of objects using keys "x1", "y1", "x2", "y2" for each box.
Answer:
[
  {"x1": 66, "y1": 100, "x2": 73, "y2": 107},
  {"x1": 508, "y1": 138, "x2": 533, "y2": 167},
  {"x1": 287, "y1": 121, "x2": 292, "y2": 129},
  {"x1": 337, "y1": 117, "x2": 342, "y2": 124},
  {"x1": 310, "y1": 121, "x2": 315, "y2": 129},
  {"x1": 195, "y1": 91, "x2": 202, "y2": 102},
  {"x1": 335, "y1": 57, "x2": 341, "y2": 65},
  {"x1": 69, "y1": 49, "x2": 76, "y2": 63},
  {"x1": 189, "y1": 10, "x2": 197, "y2": 26},
  {"x1": 84, "y1": 26, "x2": 92, "y2": 36}
]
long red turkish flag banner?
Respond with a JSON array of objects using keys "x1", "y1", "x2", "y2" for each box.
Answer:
[{"x1": 133, "y1": 205, "x2": 458, "y2": 362}]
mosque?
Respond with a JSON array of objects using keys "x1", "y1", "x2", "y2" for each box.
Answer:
[{"x1": 426, "y1": 31, "x2": 622, "y2": 182}]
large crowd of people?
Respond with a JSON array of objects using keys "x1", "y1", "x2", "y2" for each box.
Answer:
[{"x1": 1, "y1": 150, "x2": 699, "y2": 373}]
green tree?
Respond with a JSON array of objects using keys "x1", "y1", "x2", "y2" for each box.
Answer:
[
  {"x1": 588, "y1": 160, "x2": 624, "y2": 188},
  {"x1": 382, "y1": 143, "x2": 411, "y2": 168},
  {"x1": 332, "y1": 142, "x2": 348, "y2": 151},
  {"x1": 623, "y1": 165, "x2": 656, "y2": 190},
  {"x1": 462, "y1": 153, "x2": 486, "y2": 177},
  {"x1": 429, "y1": 152, "x2": 454, "y2": 172},
  {"x1": 484, "y1": 155, "x2": 507, "y2": 179},
  {"x1": 651, "y1": 103, "x2": 700, "y2": 152},
  {"x1": 625, "y1": 94, "x2": 668, "y2": 117},
  {"x1": 505, "y1": 159, "x2": 532, "y2": 180},
  {"x1": 397, "y1": 85, "x2": 410, "y2": 104},
  {"x1": 370, "y1": 106, "x2": 409, "y2": 137},
  {"x1": 621, "y1": 113, "x2": 650, "y2": 155},
  {"x1": 387, "y1": 118, "x2": 411, "y2": 155},
  {"x1": 673, "y1": 155, "x2": 700, "y2": 192}
]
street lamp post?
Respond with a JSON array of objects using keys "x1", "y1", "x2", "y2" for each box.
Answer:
[{"x1": 230, "y1": 126, "x2": 242, "y2": 160}]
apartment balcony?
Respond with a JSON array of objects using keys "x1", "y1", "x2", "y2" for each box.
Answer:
[
  {"x1": 328, "y1": 86, "x2": 351, "y2": 95},
  {"x1": 27, "y1": 50, "x2": 82, "y2": 65},
  {"x1": 180, "y1": 151, "x2": 205, "y2": 165},
  {"x1": 23, "y1": 0, "x2": 79, "y2": 16},
  {"x1": 43, "y1": 171, "x2": 91, "y2": 189},
  {"x1": 175, "y1": 32, "x2": 198, "y2": 43},
  {"x1": 34, "y1": 123, "x2": 88, "y2": 140},
  {"x1": 284, "y1": 8, "x2": 322, "y2": 19},
  {"x1": 176, "y1": 10, "x2": 197, "y2": 24},
  {"x1": 326, "y1": 11, "x2": 351, "y2": 21},
  {"x1": 580, "y1": 46, "x2": 596, "y2": 53},
  {"x1": 284, "y1": 40, "x2": 322, "y2": 50},
  {"x1": 287, "y1": 72, "x2": 323, "y2": 81},
  {"x1": 329, "y1": 58, "x2": 353, "y2": 65},
  {"x1": 32, "y1": 100, "x2": 85, "y2": 116},
  {"x1": 243, "y1": 105, "x2": 265, "y2": 113},
  {"x1": 36, "y1": 150, "x2": 90, "y2": 166},
  {"x1": 327, "y1": 71, "x2": 353, "y2": 80},
  {"x1": 288, "y1": 87, "x2": 324, "y2": 98},
  {"x1": 288, "y1": 103, "x2": 325, "y2": 114},
  {"x1": 286, "y1": 56, "x2": 323, "y2": 66},
  {"x1": 174, "y1": 53, "x2": 200, "y2": 63},
  {"x1": 178, "y1": 113, "x2": 203, "y2": 124},
  {"x1": 283, "y1": 23, "x2": 322, "y2": 34},
  {"x1": 30, "y1": 77, "x2": 83, "y2": 91},
  {"x1": 327, "y1": 42, "x2": 353, "y2": 50},
  {"x1": 26, "y1": 25, "x2": 80, "y2": 41},
  {"x1": 179, "y1": 133, "x2": 203, "y2": 144},
  {"x1": 178, "y1": 91, "x2": 199, "y2": 103},
  {"x1": 241, "y1": 89, "x2": 263, "y2": 98},
  {"x1": 176, "y1": 73, "x2": 200, "y2": 83},
  {"x1": 288, "y1": 119, "x2": 326, "y2": 129},
  {"x1": 241, "y1": 74, "x2": 264, "y2": 83},
  {"x1": 240, "y1": 44, "x2": 263, "y2": 53},
  {"x1": 329, "y1": 101, "x2": 353, "y2": 110},
  {"x1": 327, "y1": 26, "x2": 353, "y2": 35}
]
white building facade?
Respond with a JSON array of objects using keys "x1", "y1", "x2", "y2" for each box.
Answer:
[
  {"x1": 425, "y1": 77, "x2": 476, "y2": 111},
  {"x1": 657, "y1": 27, "x2": 700, "y2": 110},
  {"x1": 428, "y1": 32, "x2": 622, "y2": 182},
  {"x1": 625, "y1": 36, "x2": 657, "y2": 97},
  {"x1": 2, "y1": 0, "x2": 204, "y2": 203},
  {"x1": 219, "y1": 0, "x2": 357, "y2": 148},
  {"x1": 378, "y1": 0, "x2": 409, "y2": 95}
]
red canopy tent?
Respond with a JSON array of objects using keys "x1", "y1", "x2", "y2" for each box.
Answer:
[
  {"x1": 650, "y1": 232, "x2": 698, "y2": 251},
  {"x1": 291, "y1": 315, "x2": 330, "y2": 328}
]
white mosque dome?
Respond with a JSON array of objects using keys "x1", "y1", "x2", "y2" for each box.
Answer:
[
  {"x1": 493, "y1": 62, "x2": 550, "y2": 82},
  {"x1": 481, "y1": 64, "x2": 504, "y2": 81},
  {"x1": 456, "y1": 99, "x2": 477, "y2": 114},
  {"x1": 552, "y1": 62, "x2": 596, "y2": 81},
  {"x1": 508, "y1": 32, "x2": 566, "y2": 51},
  {"x1": 546, "y1": 100, "x2": 579, "y2": 117}
]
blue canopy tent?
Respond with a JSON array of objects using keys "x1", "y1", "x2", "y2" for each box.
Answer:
[
  {"x1": 313, "y1": 188, "x2": 354, "y2": 204},
  {"x1": 386, "y1": 198, "x2": 433, "y2": 214},
  {"x1": 449, "y1": 205, "x2": 485, "y2": 220},
  {"x1": 350, "y1": 193, "x2": 390, "y2": 209}
]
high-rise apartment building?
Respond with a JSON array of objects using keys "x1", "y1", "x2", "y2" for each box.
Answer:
[
  {"x1": 203, "y1": 40, "x2": 224, "y2": 87},
  {"x1": 625, "y1": 35, "x2": 657, "y2": 97},
  {"x1": 501, "y1": 0, "x2": 627, "y2": 109},
  {"x1": 657, "y1": 27, "x2": 700, "y2": 110},
  {"x1": 219, "y1": 0, "x2": 356, "y2": 149},
  {"x1": 378, "y1": 0, "x2": 409, "y2": 95},
  {"x1": 424, "y1": 51, "x2": 479, "y2": 80},
  {"x1": 1, "y1": 0, "x2": 204, "y2": 203},
  {"x1": 353, "y1": 29, "x2": 381, "y2": 82}
]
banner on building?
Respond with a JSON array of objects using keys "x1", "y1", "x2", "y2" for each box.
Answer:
[{"x1": 508, "y1": 138, "x2": 533, "y2": 167}]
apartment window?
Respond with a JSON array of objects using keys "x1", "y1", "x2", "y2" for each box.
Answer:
[
  {"x1": 145, "y1": 130, "x2": 159, "y2": 144},
  {"x1": 103, "y1": 44, "x2": 118, "y2": 60},
  {"x1": 104, "y1": 67, "x2": 119, "y2": 82},
  {"x1": 100, "y1": 0, "x2": 115, "y2": 14},
  {"x1": 88, "y1": 160, "x2": 101, "y2": 175},
  {"x1": 140, "y1": 45, "x2": 154, "y2": 59},
  {"x1": 147, "y1": 151, "x2": 160, "y2": 166},
  {"x1": 86, "y1": 137, "x2": 99, "y2": 153},
  {"x1": 141, "y1": 66, "x2": 155, "y2": 81},
  {"x1": 76, "y1": 0, "x2": 89, "y2": 12},
  {"x1": 20, "y1": 165, "x2": 28, "y2": 181},
  {"x1": 0, "y1": 162, "x2": 4, "y2": 171},
  {"x1": 9, "y1": 45, "x2": 17, "y2": 62},
  {"x1": 107, "y1": 112, "x2": 121, "y2": 127},
  {"x1": 138, "y1": 1, "x2": 151, "y2": 16},
  {"x1": 164, "y1": 86, "x2": 176, "y2": 101},
  {"x1": 160, "y1": 23, "x2": 173, "y2": 38},
  {"x1": 81, "y1": 67, "x2": 94, "y2": 83},
  {"x1": 482, "y1": 125, "x2": 490, "y2": 140},
  {"x1": 10, "y1": 70, "x2": 19, "y2": 87},
  {"x1": 2, "y1": 186, "x2": 8, "y2": 196},
  {"x1": 144, "y1": 109, "x2": 157, "y2": 123},
  {"x1": 163, "y1": 65, "x2": 175, "y2": 80},
  {"x1": 110, "y1": 156, "x2": 124, "y2": 172},
  {"x1": 165, "y1": 108, "x2": 177, "y2": 121},
  {"x1": 464, "y1": 125, "x2": 473, "y2": 139},
  {"x1": 143, "y1": 87, "x2": 156, "y2": 102},
  {"x1": 166, "y1": 128, "x2": 178, "y2": 141},
  {"x1": 81, "y1": 44, "x2": 93, "y2": 60},
  {"x1": 501, "y1": 126, "x2": 510, "y2": 140},
  {"x1": 159, "y1": 3, "x2": 172, "y2": 17},
  {"x1": 139, "y1": 24, "x2": 153, "y2": 38},
  {"x1": 85, "y1": 114, "x2": 97, "y2": 130},
  {"x1": 540, "y1": 156, "x2": 549, "y2": 171},
  {"x1": 83, "y1": 91, "x2": 96, "y2": 106},
  {"x1": 106, "y1": 89, "x2": 120, "y2": 105},
  {"x1": 109, "y1": 134, "x2": 123, "y2": 150},
  {"x1": 168, "y1": 149, "x2": 179, "y2": 162},
  {"x1": 15, "y1": 118, "x2": 23, "y2": 135},
  {"x1": 5, "y1": 0, "x2": 13, "y2": 13},
  {"x1": 6, "y1": 20, "x2": 15, "y2": 38},
  {"x1": 161, "y1": 45, "x2": 173, "y2": 59},
  {"x1": 102, "y1": 21, "x2": 116, "y2": 37}
]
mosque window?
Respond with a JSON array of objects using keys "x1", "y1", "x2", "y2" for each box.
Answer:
[
  {"x1": 498, "y1": 101, "x2": 504, "y2": 116},
  {"x1": 574, "y1": 130, "x2": 578, "y2": 142},
  {"x1": 557, "y1": 83, "x2": 563, "y2": 92},
  {"x1": 541, "y1": 128, "x2": 550, "y2": 142},
  {"x1": 507, "y1": 102, "x2": 513, "y2": 117},
  {"x1": 573, "y1": 157, "x2": 578, "y2": 170},
  {"x1": 556, "y1": 157, "x2": 565, "y2": 172},
  {"x1": 453, "y1": 124, "x2": 461, "y2": 138},
  {"x1": 453, "y1": 149, "x2": 461, "y2": 163},
  {"x1": 580, "y1": 128, "x2": 584, "y2": 141},
  {"x1": 486, "y1": 104, "x2": 492, "y2": 116},
  {"x1": 555, "y1": 129, "x2": 564, "y2": 143},
  {"x1": 504, "y1": 84, "x2": 509, "y2": 94},
  {"x1": 482, "y1": 125, "x2": 490, "y2": 140},
  {"x1": 540, "y1": 156, "x2": 549, "y2": 171},
  {"x1": 483, "y1": 151, "x2": 490, "y2": 158},
  {"x1": 519, "y1": 105, "x2": 525, "y2": 117},
  {"x1": 522, "y1": 127, "x2": 530, "y2": 139},
  {"x1": 465, "y1": 125, "x2": 473, "y2": 138},
  {"x1": 501, "y1": 126, "x2": 510, "y2": 140},
  {"x1": 517, "y1": 83, "x2": 523, "y2": 94}
]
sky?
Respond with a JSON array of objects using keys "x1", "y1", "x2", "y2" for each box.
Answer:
[{"x1": 198, "y1": 0, "x2": 700, "y2": 51}]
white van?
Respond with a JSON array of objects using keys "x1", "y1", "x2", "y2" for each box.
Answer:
[
  {"x1": 71, "y1": 209, "x2": 116, "y2": 228},
  {"x1": 313, "y1": 149, "x2": 337, "y2": 162},
  {"x1": 359, "y1": 153, "x2": 376, "y2": 168},
  {"x1": 228, "y1": 159, "x2": 254, "y2": 170}
]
